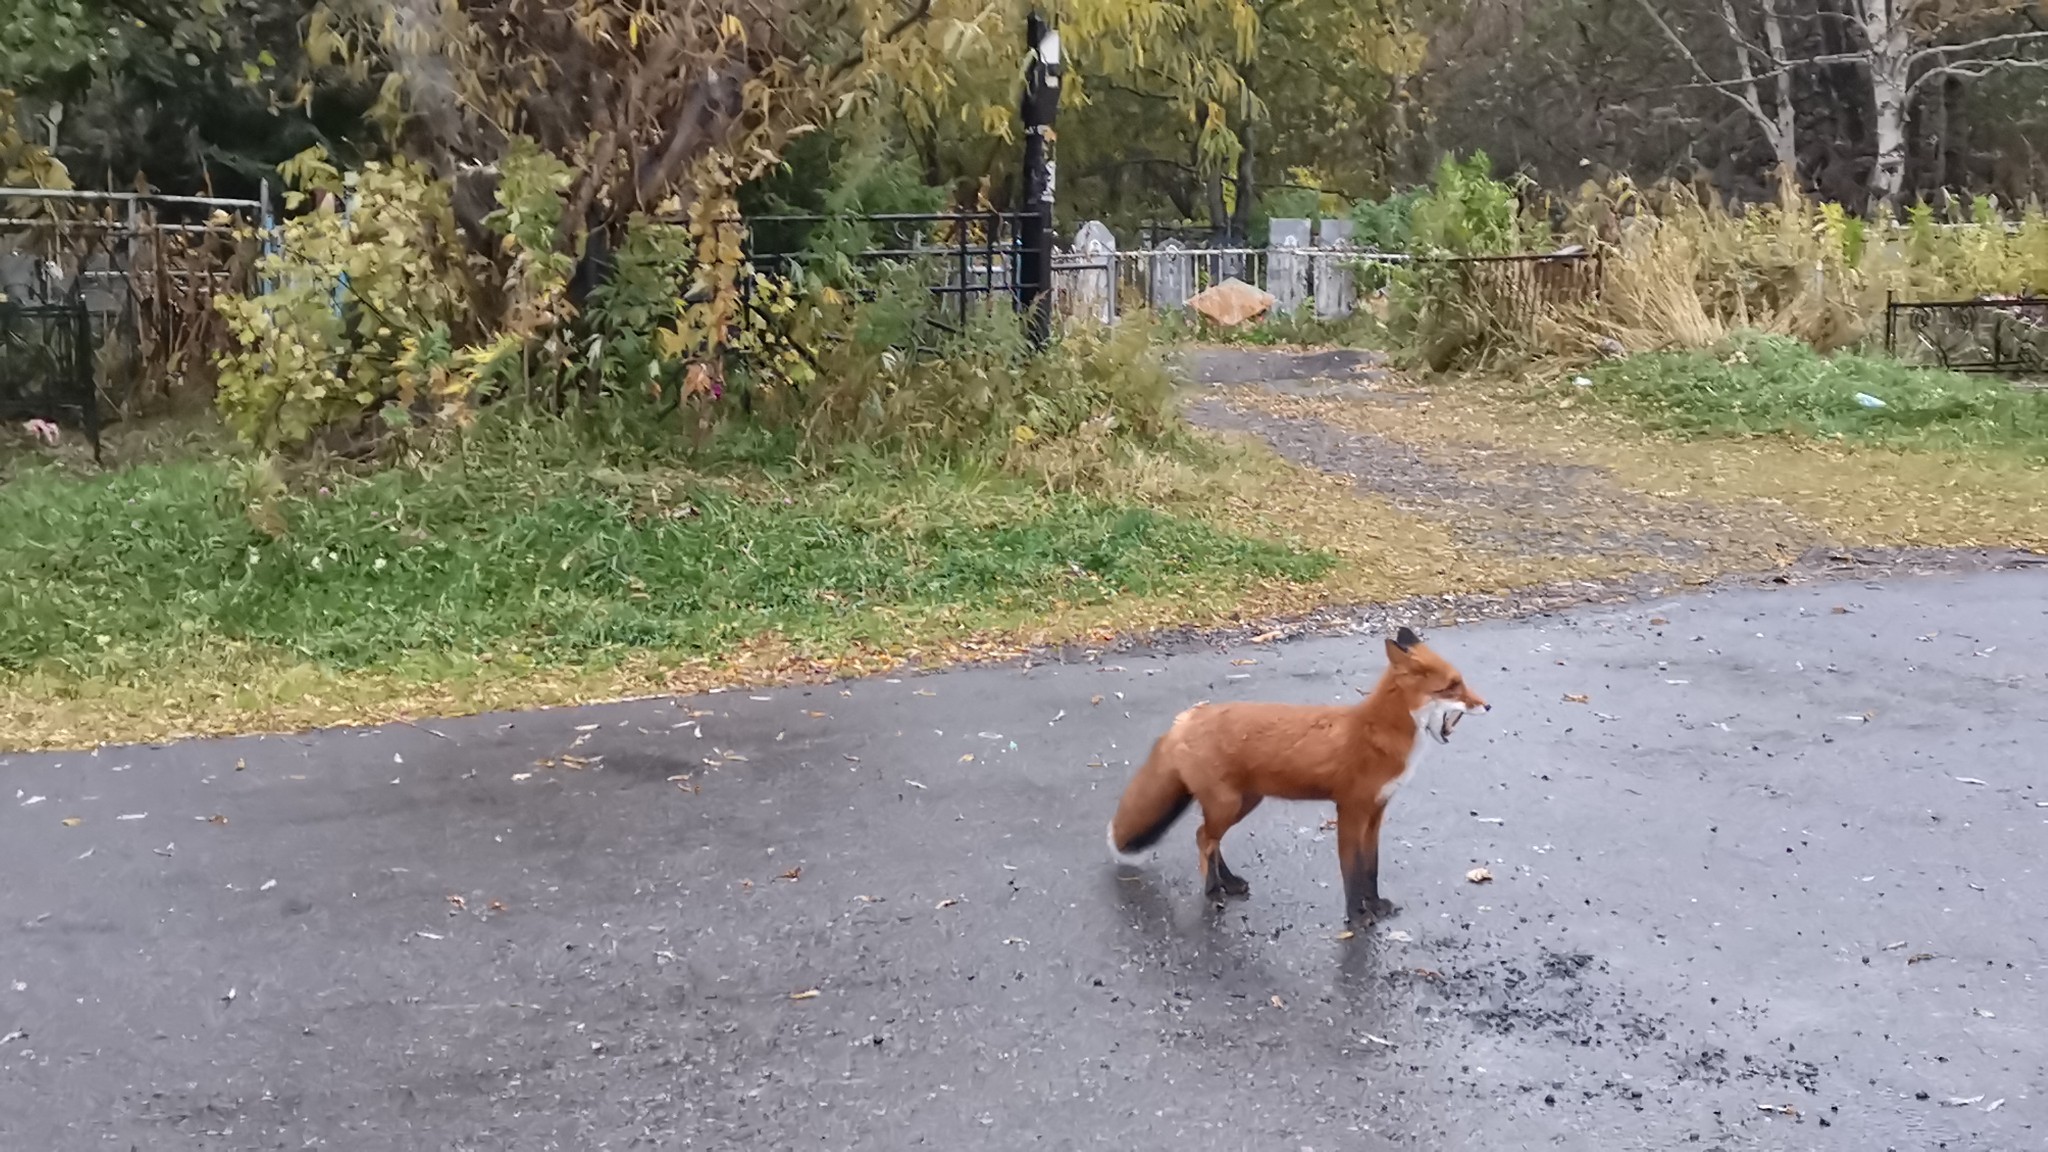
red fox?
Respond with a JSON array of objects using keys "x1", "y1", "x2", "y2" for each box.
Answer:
[{"x1": 1108, "y1": 627, "x2": 1488, "y2": 923}]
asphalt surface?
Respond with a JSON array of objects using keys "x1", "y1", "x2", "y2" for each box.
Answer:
[{"x1": 3, "y1": 570, "x2": 2044, "y2": 1150}]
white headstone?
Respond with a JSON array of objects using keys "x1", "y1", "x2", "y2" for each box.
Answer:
[
  {"x1": 1265, "y1": 218, "x2": 1311, "y2": 315},
  {"x1": 1151, "y1": 238, "x2": 1193, "y2": 311},
  {"x1": 1072, "y1": 220, "x2": 1117, "y2": 324},
  {"x1": 1315, "y1": 217, "x2": 1356, "y2": 319}
]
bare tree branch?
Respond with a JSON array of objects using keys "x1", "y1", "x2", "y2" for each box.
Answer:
[
  {"x1": 1632, "y1": 0, "x2": 1774, "y2": 139},
  {"x1": 1908, "y1": 53, "x2": 2048, "y2": 100},
  {"x1": 1906, "y1": 28, "x2": 2048, "y2": 67},
  {"x1": 1632, "y1": 54, "x2": 1856, "y2": 95}
]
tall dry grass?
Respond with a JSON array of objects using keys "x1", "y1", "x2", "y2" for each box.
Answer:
[{"x1": 1548, "y1": 179, "x2": 2048, "y2": 357}]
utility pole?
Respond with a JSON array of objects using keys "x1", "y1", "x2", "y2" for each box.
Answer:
[{"x1": 1018, "y1": 12, "x2": 1062, "y2": 350}]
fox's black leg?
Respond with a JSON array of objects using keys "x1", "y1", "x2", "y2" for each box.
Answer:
[
  {"x1": 1338, "y1": 800, "x2": 1398, "y2": 923},
  {"x1": 1198, "y1": 794, "x2": 1260, "y2": 900},
  {"x1": 1212, "y1": 852, "x2": 1251, "y2": 897}
]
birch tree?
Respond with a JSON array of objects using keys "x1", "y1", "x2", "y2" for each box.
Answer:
[
  {"x1": 1848, "y1": 0, "x2": 2048, "y2": 211},
  {"x1": 1635, "y1": 0, "x2": 1801, "y2": 187}
]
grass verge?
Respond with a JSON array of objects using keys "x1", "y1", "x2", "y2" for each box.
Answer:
[
  {"x1": 1, "y1": 410, "x2": 1567, "y2": 750},
  {"x1": 1584, "y1": 333, "x2": 2048, "y2": 458},
  {"x1": 0, "y1": 428, "x2": 1298, "y2": 746}
]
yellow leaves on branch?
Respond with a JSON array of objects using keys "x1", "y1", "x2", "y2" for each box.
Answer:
[{"x1": 211, "y1": 141, "x2": 582, "y2": 450}]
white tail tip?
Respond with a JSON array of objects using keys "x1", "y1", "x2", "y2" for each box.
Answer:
[{"x1": 1107, "y1": 820, "x2": 1140, "y2": 861}]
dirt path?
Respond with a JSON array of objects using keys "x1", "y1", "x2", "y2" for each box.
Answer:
[{"x1": 1177, "y1": 344, "x2": 2045, "y2": 609}]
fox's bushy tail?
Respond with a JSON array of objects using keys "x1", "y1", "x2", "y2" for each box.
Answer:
[{"x1": 1107, "y1": 742, "x2": 1193, "y2": 858}]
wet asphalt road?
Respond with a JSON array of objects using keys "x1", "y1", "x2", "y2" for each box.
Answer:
[{"x1": 2, "y1": 571, "x2": 2044, "y2": 1150}]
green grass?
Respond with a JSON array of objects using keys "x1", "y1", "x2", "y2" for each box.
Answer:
[
  {"x1": 1585, "y1": 332, "x2": 2048, "y2": 457},
  {"x1": 0, "y1": 438, "x2": 1333, "y2": 684}
]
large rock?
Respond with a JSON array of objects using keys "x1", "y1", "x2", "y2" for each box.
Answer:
[{"x1": 1187, "y1": 277, "x2": 1276, "y2": 328}]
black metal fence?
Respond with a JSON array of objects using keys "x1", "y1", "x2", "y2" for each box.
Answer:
[
  {"x1": 1884, "y1": 292, "x2": 2048, "y2": 376},
  {"x1": 0, "y1": 295, "x2": 99, "y2": 460},
  {"x1": 741, "y1": 211, "x2": 1049, "y2": 328}
]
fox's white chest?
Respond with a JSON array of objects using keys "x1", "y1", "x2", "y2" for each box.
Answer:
[{"x1": 1378, "y1": 700, "x2": 1455, "y2": 803}]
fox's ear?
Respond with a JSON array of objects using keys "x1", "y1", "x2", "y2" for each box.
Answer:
[{"x1": 1385, "y1": 627, "x2": 1421, "y2": 665}]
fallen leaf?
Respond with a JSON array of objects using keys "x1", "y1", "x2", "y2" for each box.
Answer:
[
  {"x1": 1231, "y1": 658, "x2": 1258, "y2": 666},
  {"x1": 1755, "y1": 1103, "x2": 1798, "y2": 1117},
  {"x1": 235, "y1": 758, "x2": 246, "y2": 771},
  {"x1": 1907, "y1": 952, "x2": 1936, "y2": 964},
  {"x1": 511, "y1": 773, "x2": 533, "y2": 782},
  {"x1": 1649, "y1": 617, "x2": 1669, "y2": 625},
  {"x1": 1883, "y1": 940, "x2": 1907, "y2": 950},
  {"x1": 1466, "y1": 867, "x2": 1494, "y2": 884},
  {"x1": 1563, "y1": 693, "x2": 1589, "y2": 704},
  {"x1": 1830, "y1": 606, "x2": 1848, "y2": 614},
  {"x1": 805, "y1": 710, "x2": 829, "y2": 718},
  {"x1": 935, "y1": 898, "x2": 959, "y2": 909},
  {"x1": 959, "y1": 754, "x2": 975, "y2": 763},
  {"x1": 1269, "y1": 995, "x2": 1285, "y2": 1008},
  {"x1": 1954, "y1": 776, "x2": 1987, "y2": 786},
  {"x1": 1321, "y1": 817, "x2": 1340, "y2": 830},
  {"x1": 488, "y1": 900, "x2": 507, "y2": 912},
  {"x1": 1940, "y1": 1095, "x2": 1985, "y2": 1107},
  {"x1": 447, "y1": 894, "x2": 467, "y2": 910},
  {"x1": 1361, "y1": 1033, "x2": 1396, "y2": 1047},
  {"x1": 1334, "y1": 930, "x2": 1355, "y2": 940},
  {"x1": 1384, "y1": 929, "x2": 1413, "y2": 943},
  {"x1": 905, "y1": 779, "x2": 928, "y2": 790},
  {"x1": 789, "y1": 989, "x2": 820, "y2": 1000},
  {"x1": 1090, "y1": 694, "x2": 1104, "y2": 706},
  {"x1": 60, "y1": 817, "x2": 81, "y2": 828},
  {"x1": 117, "y1": 812, "x2": 146, "y2": 821},
  {"x1": 779, "y1": 866, "x2": 802, "y2": 881},
  {"x1": 259, "y1": 879, "x2": 277, "y2": 891},
  {"x1": 1249, "y1": 630, "x2": 1282, "y2": 643}
]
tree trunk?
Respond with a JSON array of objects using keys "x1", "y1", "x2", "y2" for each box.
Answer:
[
  {"x1": 1857, "y1": 2, "x2": 1913, "y2": 214},
  {"x1": 1937, "y1": 74, "x2": 1965, "y2": 202},
  {"x1": 1760, "y1": 0, "x2": 1798, "y2": 191},
  {"x1": 1229, "y1": 118, "x2": 1257, "y2": 243},
  {"x1": 1816, "y1": 0, "x2": 1867, "y2": 204},
  {"x1": 1205, "y1": 170, "x2": 1228, "y2": 237}
]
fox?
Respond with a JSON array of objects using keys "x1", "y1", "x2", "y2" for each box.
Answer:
[{"x1": 1107, "y1": 627, "x2": 1488, "y2": 923}]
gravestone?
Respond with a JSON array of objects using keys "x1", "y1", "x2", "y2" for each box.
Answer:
[
  {"x1": 1265, "y1": 218, "x2": 1311, "y2": 315},
  {"x1": 1070, "y1": 219, "x2": 1117, "y2": 324},
  {"x1": 1150, "y1": 238, "x2": 1193, "y2": 311},
  {"x1": 1315, "y1": 217, "x2": 1356, "y2": 319}
]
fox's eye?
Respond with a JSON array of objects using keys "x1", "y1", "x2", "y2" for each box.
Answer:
[{"x1": 1443, "y1": 678, "x2": 1462, "y2": 693}]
